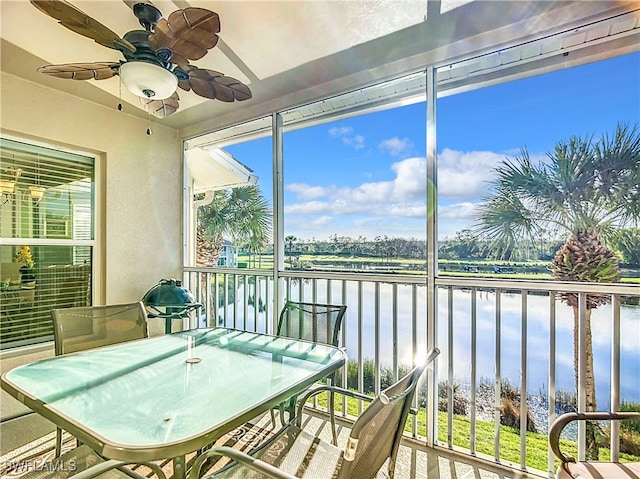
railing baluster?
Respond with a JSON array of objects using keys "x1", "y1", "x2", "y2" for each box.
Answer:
[
  {"x1": 611, "y1": 293, "x2": 621, "y2": 461},
  {"x1": 392, "y1": 283, "x2": 398, "y2": 382},
  {"x1": 223, "y1": 274, "x2": 229, "y2": 326},
  {"x1": 447, "y1": 285, "x2": 454, "y2": 449},
  {"x1": 494, "y1": 288, "x2": 501, "y2": 462},
  {"x1": 470, "y1": 287, "x2": 477, "y2": 456},
  {"x1": 265, "y1": 274, "x2": 271, "y2": 334},
  {"x1": 411, "y1": 283, "x2": 418, "y2": 437},
  {"x1": 243, "y1": 274, "x2": 248, "y2": 330},
  {"x1": 357, "y1": 280, "x2": 364, "y2": 415},
  {"x1": 577, "y1": 292, "x2": 587, "y2": 461},
  {"x1": 520, "y1": 290, "x2": 528, "y2": 469},
  {"x1": 311, "y1": 277, "x2": 317, "y2": 303},
  {"x1": 341, "y1": 279, "x2": 348, "y2": 418},
  {"x1": 232, "y1": 274, "x2": 238, "y2": 328},
  {"x1": 213, "y1": 272, "x2": 219, "y2": 327},
  {"x1": 205, "y1": 272, "x2": 212, "y2": 328},
  {"x1": 374, "y1": 282, "x2": 381, "y2": 396},
  {"x1": 548, "y1": 292, "x2": 557, "y2": 477}
]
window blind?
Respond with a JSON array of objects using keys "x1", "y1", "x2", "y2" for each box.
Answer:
[{"x1": 1, "y1": 138, "x2": 95, "y2": 348}]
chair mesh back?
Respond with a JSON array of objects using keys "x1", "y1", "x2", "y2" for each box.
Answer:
[
  {"x1": 52, "y1": 302, "x2": 148, "y2": 355},
  {"x1": 277, "y1": 301, "x2": 346, "y2": 347},
  {"x1": 342, "y1": 350, "x2": 439, "y2": 479},
  {"x1": 346, "y1": 372, "x2": 415, "y2": 479}
]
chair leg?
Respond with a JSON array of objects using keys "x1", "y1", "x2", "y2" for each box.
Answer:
[
  {"x1": 388, "y1": 458, "x2": 396, "y2": 479},
  {"x1": 329, "y1": 389, "x2": 338, "y2": 445},
  {"x1": 55, "y1": 427, "x2": 63, "y2": 457}
]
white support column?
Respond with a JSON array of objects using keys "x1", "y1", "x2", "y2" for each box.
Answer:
[
  {"x1": 425, "y1": 64, "x2": 438, "y2": 447},
  {"x1": 272, "y1": 112, "x2": 285, "y2": 334}
]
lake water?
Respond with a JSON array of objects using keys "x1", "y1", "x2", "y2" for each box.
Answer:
[{"x1": 219, "y1": 280, "x2": 640, "y2": 407}]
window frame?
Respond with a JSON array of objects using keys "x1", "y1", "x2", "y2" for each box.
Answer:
[{"x1": 0, "y1": 134, "x2": 103, "y2": 348}]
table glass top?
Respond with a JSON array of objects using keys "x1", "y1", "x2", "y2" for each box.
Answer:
[{"x1": 2, "y1": 328, "x2": 345, "y2": 455}]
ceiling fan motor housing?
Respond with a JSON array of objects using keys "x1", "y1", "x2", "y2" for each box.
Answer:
[
  {"x1": 133, "y1": 3, "x2": 162, "y2": 31},
  {"x1": 121, "y1": 30, "x2": 171, "y2": 67}
]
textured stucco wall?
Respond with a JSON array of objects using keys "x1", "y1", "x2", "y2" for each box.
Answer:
[{"x1": 0, "y1": 72, "x2": 183, "y2": 303}]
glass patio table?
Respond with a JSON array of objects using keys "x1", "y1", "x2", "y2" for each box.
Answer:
[{"x1": 1, "y1": 327, "x2": 346, "y2": 478}]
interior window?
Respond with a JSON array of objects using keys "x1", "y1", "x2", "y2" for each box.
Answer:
[{"x1": 0, "y1": 138, "x2": 95, "y2": 348}]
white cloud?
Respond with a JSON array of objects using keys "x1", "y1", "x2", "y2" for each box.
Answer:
[
  {"x1": 286, "y1": 200, "x2": 336, "y2": 215},
  {"x1": 284, "y1": 148, "x2": 515, "y2": 239},
  {"x1": 438, "y1": 202, "x2": 477, "y2": 220},
  {"x1": 392, "y1": 157, "x2": 426, "y2": 200},
  {"x1": 329, "y1": 126, "x2": 353, "y2": 137},
  {"x1": 342, "y1": 134, "x2": 364, "y2": 149},
  {"x1": 436, "y1": 202, "x2": 480, "y2": 239},
  {"x1": 328, "y1": 125, "x2": 365, "y2": 150},
  {"x1": 437, "y1": 148, "x2": 504, "y2": 201},
  {"x1": 286, "y1": 157, "x2": 428, "y2": 218},
  {"x1": 379, "y1": 137, "x2": 413, "y2": 156},
  {"x1": 312, "y1": 216, "x2": 333, "y2": 227},
  {"x1": 287, "y1": 183, "x2": 330, "y2": 200}
]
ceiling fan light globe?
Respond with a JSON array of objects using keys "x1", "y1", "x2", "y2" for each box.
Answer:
[{"x1": 119, "y1": 61, "x2": 177, "y2": 100}]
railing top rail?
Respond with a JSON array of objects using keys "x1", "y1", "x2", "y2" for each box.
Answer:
[
  {"x1": 436, "y1": 276, "x2": 639, "y2": 295},
  {"x1": 184, "y1": 266, "x2": 273, "y2": 275},
  {"x1": 184, "y1": 267, "x2": 638, "y2": 295},
  {"x1": 183, "y1": 266, "x2": 427, "y2": 284}
]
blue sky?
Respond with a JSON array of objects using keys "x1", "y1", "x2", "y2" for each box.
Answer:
[{"x1": 227, "y1": 52, "x2": 640, "y2": 241}]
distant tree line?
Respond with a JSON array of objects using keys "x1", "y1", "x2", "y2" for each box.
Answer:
[
  {"x1": 267, "y1": 228, "x2": 640, "y2": 267},
  {"x1": 282, "y1": 235, "x2": 427, "y2": 263}
]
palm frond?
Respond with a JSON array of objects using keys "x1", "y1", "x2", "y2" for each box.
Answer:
[{"x1": 472, "y1": 187, "x2": 540, "y2": 259}]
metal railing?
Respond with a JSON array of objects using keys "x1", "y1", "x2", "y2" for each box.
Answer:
[{"x1": 183, "y1": 266, "x2": 640, "y2": 476}]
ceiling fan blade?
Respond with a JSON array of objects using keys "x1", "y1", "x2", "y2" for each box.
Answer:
[
  {"x1": 141, "y1": 91, "x2": 180, "y2": 118},
  {"x1": 179, "y1": 66, "x2": 251, "y2": 102},
  {"x1": 148, "y1": 8, "x2": 219, "y2": 66},
  {"x1": 37, "y1": 62, "x2": 119, "y2": 80},
  {"x1": 31, "y1": 0, "x2": 135, "y2": 52}
]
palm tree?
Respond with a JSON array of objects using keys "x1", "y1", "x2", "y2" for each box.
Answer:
[
  {"x1": 473, "y1": 123, "x2": 640, "y2": 458},
  {"x1": 197, "y1": 185, "x2": 272, "y2": 266},
  {"x1": 285, "y1": 235, "x2": 297, "y2": 267}
]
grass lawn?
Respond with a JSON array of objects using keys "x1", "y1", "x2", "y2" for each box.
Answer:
[
  {"x1": 308, "y1": 392, "x2": 639, "y2": 472},
  {"x1": 237, "y1": 253, "x2": 640, "y2": 283}
]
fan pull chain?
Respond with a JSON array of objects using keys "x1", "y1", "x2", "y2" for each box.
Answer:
[
  {"x1": 117, "y1": 76, "x2": 123, "y2": 112},
  {"x1": 147, "y1": 113, "x2": 152, "y2": 135}
]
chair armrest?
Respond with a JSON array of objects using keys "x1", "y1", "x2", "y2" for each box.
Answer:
[
  {"x1": 187, "y1": 446, "x2": 298, "y2": 479},
  {"x1": 299, "y1": 384, "x2": 374, "y2": 405},
  {"x1": 295, "y1": 385, "x2": 374, "y2": 426},
  {"x1": 549, "y1": 411, "x2": 640, "y2": 464}
]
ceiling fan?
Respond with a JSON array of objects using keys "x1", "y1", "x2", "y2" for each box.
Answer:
[{"x1": 30, "y1": 0, "x2": 252, "y2": 118}]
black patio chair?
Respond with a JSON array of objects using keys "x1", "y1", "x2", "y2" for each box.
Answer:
[
  {"x1": 51, "y1": 302, "x2": 149, "y2": 457},
  {"x1": 272, "y1": 301, "x2": 346, "y2": 442},
  {"x1": 549, "y1": 411, "x2": 640, "y2": 479}
]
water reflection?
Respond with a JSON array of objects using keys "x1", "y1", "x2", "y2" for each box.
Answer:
[{"x1": 218, "y1": 280, "x2": 640, "y2": 405}]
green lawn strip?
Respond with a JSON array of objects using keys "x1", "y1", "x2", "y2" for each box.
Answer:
[
  {"x1": 307, "y1": 392, "x2": 639, "y2": 471},
  {"x1": 236, "y1": 253, "x2": 640, "y2": 282}
]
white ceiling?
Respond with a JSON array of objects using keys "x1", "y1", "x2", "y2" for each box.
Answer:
[{"x1": 1, "y1": 0, "x2": 639, "y2": 139}]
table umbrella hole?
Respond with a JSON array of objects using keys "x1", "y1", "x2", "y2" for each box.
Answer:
[{"x1": 186, "y1": 357, "x2": 202, "y2": 364}]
